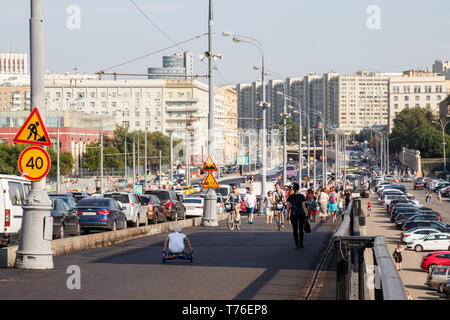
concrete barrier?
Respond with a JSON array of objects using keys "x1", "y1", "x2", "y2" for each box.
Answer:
[{"x1": 0, "y1": 213, "x2": 228, "y2": 268}]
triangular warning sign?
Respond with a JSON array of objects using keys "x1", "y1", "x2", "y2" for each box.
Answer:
[
  {"x1": 14, "y1": 108, "x2": 51, "y2": 146},
  {"x1": 201, "y1": 172, "x2": 219, "y2": 189},
  {"x1": 202, "y1": 155, "x2": 218, "y2": 171}
]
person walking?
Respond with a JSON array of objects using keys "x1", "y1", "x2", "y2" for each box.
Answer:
[
  {"x1": 438, "y1": 190, "x2": 442, "y2": 203},
  {"x1": 286, "y1": 183, "x2": 309, "y2": 249},
  {"x1": 318, "y1": 188, "x2": 329, "y2": 223},
  {"x1": 367, "y1": 201, "x2": 372, "y2": 217},
  {"x1": 328, "y1": 187, "x2": 338, "y2": 223},
  {"x1": 264, "y1": 191, "x2": 275, "y2": 224},
  {"x1": 243, "y1": 186, "x2": 257, "y2": 224},
  {"x1": 310, "y1": 196, "x2": 319, "y2": 222},
  {"x1": 344, "y1": 189, "x2": 352, "y2": 210},
  {"x1": 393, "y1": 245, "x2": 404, "y2": 271},
  {"x1": 274, "y1": 183, "x2": 286, "y2": 228},
  {"x1": 425, "y1": 191, "x2": 430, "y2": 203}
]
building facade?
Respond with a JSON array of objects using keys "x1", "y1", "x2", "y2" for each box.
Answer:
[
  {"x1": 0, "y1": 53, "x2": 27, "y2": 75},
  {"x1": 388, "y1": 74, "x2": 448, "y2": 132},
  {"x1": 216, "y1": 86, "x2": 238, "y2": 165},
  {"x1": 148, "y1": 52, "x2": 194, "y2": 79}
]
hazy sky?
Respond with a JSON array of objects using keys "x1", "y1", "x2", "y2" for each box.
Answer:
[{"x1": 2, "y1": 0, "x2": 450, "y2": 85}]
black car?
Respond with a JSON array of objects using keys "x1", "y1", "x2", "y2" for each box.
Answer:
[
  {"x1": 49, "y1": 193, "x2": 77, "y2": 210},
  {"x1": 145, "y1": 190, "x2": 186, "y2": 220},
  {"x1": 52, "y1": 198, "x2": 80, "y2": 239},
  {"x1": 443, "y1": 279, "x2": 450, "y2": 298},
  {"x1": 391, "y1": 207, "x2": 421, "y2": 221},
  {"x1": 139, "y1": 194, "x2": 168, "y2": 223},
  {"x1": 76, "y1": 197, "x2": 127, "y2": 232}
]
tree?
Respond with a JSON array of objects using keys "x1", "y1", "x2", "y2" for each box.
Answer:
[
  {"x1": 47, "y1": 148, "x2": 74, "y2": 177},
  {"x1": 81, "y1": 143, "x2": 123, "y2": 171},
  {"x1": 0, "y1": 143, "x2": 27, "y2": 175}
]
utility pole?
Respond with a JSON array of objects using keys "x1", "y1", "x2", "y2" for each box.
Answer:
[
  {"x1": 313, "y1": 132, "x2": 316, "y2": 191},
  {"x1": 307, "y1": 110, "x2": 311, "y2": 189},
  {"x1": 144, "y1": 128, "x2": 147, "y2": 189},
  {"x1": 186, "y1": 134, "x2": 190, "y2": 186},
  {"x1": 321, "y1": 121, "x2": 326, "y2": 188},
  {"x1": 169, "y1": 131, "x2": 173, "y2": 184},
  {"x1": 15, "y1": 0, "x2": 54, "y2": 269},
  {"x1": 56, "y1": 109, "x2": 60, "y2": 193},
  {"x1": 282, "y1": 80, "x2": 287, "y2": 187},
  {"x1": 202, "y1": 0, "x2": 218, "y2": 227},
  {"x1": 159, "y1": 149, "x2": 162, "y2": 190},
  {"x1": 100, "y1": 120, "x2": 104, "y2": 194},
  {"x1": 124, "y1": 135, "x2": 127, "y2": 180},
  {"x1": 343, "y1": 133, "x2": 347, "y2": 184},
  {"x1": 335, "y1": 131, "x2": 338, "y2": 188},
  {"x1": 137, "y1": 135, "x2": 140, "y2": 180},
  {"x1": 132, "y1": 136, "x2": 136, "y2": 190}
]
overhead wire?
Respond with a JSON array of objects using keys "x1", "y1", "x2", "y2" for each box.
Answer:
[{"x1": 128, "y1": 0, "x2": 230, "y2": 85}]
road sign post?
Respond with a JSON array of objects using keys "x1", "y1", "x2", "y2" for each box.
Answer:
[
  {"x1": 201, "y1": 155, "x2": 218, "y2": 227},
  {"x1": 14, "y1": 0, "x2": 54, "y2": 270}
]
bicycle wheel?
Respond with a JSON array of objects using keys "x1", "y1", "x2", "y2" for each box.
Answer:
[
  {"x1": 235, "y1": 219, "x2": 241, "y2": 231},
  {"x1": 276, "y1": 214, "x2": 281, "y2": 231},
  {"x1": 227, "y1": 214, "x2": 235, "y2": 231}
]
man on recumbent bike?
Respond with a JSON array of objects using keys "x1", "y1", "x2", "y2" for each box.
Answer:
[{"x1": 162, "y1": 226, "x2": 194, "y2": 257}]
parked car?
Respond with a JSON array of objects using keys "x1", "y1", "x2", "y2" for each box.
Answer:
[
  {"x1": 48, "y1": 193, "x2": 77, "y2": 210},
  {"x1": 434, "y1": 183, "x2": 450, "y2": 193},
  {"x1": 425, "y1": 266, "x2": 450, "y2": 292},
  {"x1": 67, "y1": 191, "x2": 90, "y2": 203},
  {"x1": 76, "y1": 197, "x2": 127, "y2": 232},
  {"x1": 183, "y1": 186, "x2": 195, "y2": 195},
  {"x1": 103, "y1": 192, "x2": 147, "y2": 227},
  {"x1": 421, "y1": 251, "x2": 450, "y2": 272},
  {"x1": 391, "y1": 207, "x2": 422, "y2": 221},
  {"x1": 183, "y1": 196, "x2": 204, "y2": 217},
  {"x1": 192, "y1": 183, "x2": 202, "y2": 193},
  {"x1": 401, "y1": 175, "x2": 413, "y2": 182},
  {"x1": 138, "y1": 194, "x2": 167, "y2": 223},
  {"x1": 406, "y1": 234, "x2": 450, "y2": 252},
  {"x1": 443, "y1": 279, "x2": 450, "y2": 297},
  {"x1": 401, "y1": 228, "x2": 446, "y2": 243},
  {"x1": 145, "y1": 190, "x2": 186, "y2": 220},
  {"x1": 414, "y1": 181, "x2": 425, "y2": 190},
  {"x1": 395, "y1": 213, "x2": 425, "y2": 228},
  {"x1": 440, "y1": 186, "x2": 450, "y2": 198},
  {"x1": 0, "y1": 175, "x2": 31, "y2": 247},
  {"x1": 402, "y1": 221, "x2": 449, "y2": 232},
  {"x1": 51, "y1": 198, "x2": 80, "y2": 239}
]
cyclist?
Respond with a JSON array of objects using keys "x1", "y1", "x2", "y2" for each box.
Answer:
[
  {"x1": 274, "y1": 183, "x2": 286, "y2": 228},
  {"x1": 225, "y1": 186, "x2": 241, "y2": 223}
]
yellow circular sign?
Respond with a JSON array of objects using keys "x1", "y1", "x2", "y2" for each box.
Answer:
[{"x1": 18, "y1": 146, "x2": 51, "y2": 181}]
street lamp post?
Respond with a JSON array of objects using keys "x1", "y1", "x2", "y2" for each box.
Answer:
[
  {"x1": 224, "y1": 31, "x2": 268, "y2": 199},
  {"x1": 433, "y1": 119, "x2": 450, "y2": 172}
]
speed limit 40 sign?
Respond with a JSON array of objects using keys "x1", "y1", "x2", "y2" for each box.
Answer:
[{"x1": 18, "y1": 146, "x2": 51, "y2": 181}]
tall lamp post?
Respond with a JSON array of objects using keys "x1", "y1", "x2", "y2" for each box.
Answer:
[
  {"x1": 223, "y1": 31, "x2": 268, "y2": 198},
  {"x1": 432, "y1": 118, "x2": 450, "y2": 172}
]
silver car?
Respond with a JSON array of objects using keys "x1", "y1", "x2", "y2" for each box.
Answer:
[{"x1": 103, "y1": 192, "x2": 147, "y2": 227}]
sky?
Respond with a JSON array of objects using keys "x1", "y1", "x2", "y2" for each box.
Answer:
[{"x1": 2, "y1": 0, "x2": 450, "y2": 86}]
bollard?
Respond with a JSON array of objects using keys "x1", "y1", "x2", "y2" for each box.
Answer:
[{"x1": 201, "y1": 189, "x2": 218, "y2": 226}]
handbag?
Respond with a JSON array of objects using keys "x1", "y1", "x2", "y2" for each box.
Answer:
[{"x1": 304, "y1": 220, "x2": 311, "y2": 233}]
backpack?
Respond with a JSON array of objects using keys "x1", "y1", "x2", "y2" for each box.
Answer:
[{"x1": 330, "y1": 192, "x2": 336, "y2": 204}]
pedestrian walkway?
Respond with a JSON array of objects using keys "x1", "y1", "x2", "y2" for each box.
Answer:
[{"x1": 0, "y1": 214, "x2": 338, "y2": 300}]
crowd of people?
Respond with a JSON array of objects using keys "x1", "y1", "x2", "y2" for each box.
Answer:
[{"x1": 225, "y1": 182, "x2": 353, "y2": 249}]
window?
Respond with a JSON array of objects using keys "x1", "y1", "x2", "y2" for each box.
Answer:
[
  {"x1": 426, "y1": 96, "x2": 431, "y2": 101},
  {"x1": 90, "y1": 92, "x2": 96, "y2": 98},
  {"x1": 122, "y1": 121, "x2": 130, "y2": 127},
  {"x1": 8, "y1": 182, "x2": 24, "y2": 206},
  {"x1": 135, "y1": 102, "x2": 140, "y2": 108},
  {"x1": 146, "y1": 92, "x2": 151, "y2": 99},
  {"x1": 135, "y1": 92, "x2": 140, "y2": 99},
  {"x1": 177, "y1": 92, "x2": 183, "y2": 98},
  {"x1": 111, "y1": 92, "x2": 117, "y2": 98},
  {"x1": 415, "y1": 96, "x2": 420, "y2": 101},
  {"x1": 123, "y1": 92, "x2": 129, "y2": 98},
  {"x1": 394, "y1": 96, "x2": 398, "y2": 101},
  {"x1": 404, "y1": 96, "x2": 409, "y2": 101},
  {"x1": 135, "y1": 121, "x2": 140, "y2": 127},
  {"x1": 414, "y1": 86, "x2": 421, "y2": 93},
  {"x1": 77, "y1": 92, "x2": 84, "y2": 99},
  {"x1": 123, "y1": 102, "x2": 129, "y2": 109},
  {"x1": 123, "y1": 111, "x2": 129, "y2": 117},
  {"x1": 112, "y1": 102, "x2": 117, "y2": 108},
  {"x1": 168, "y1": 92, "x2": 173, "y2": 98},
  {"x1": 394, "y1": 104, "x2": 398, "y2": 109},
  {"x1": 405, "y1": 104, "x2": 409, "y2": 108},
  {"x1": 403, "y1": 86, "x2": 410, "y2": 93},
  {"x1": 90, "y1": 102, "x2": 95, "y2": 108},
  {"x1": 56, "y1": 92, "x2": 61, "y2": 98},
  {"x1": 437, "y1": 95, "x2": 442, "y2": 101},
  {"x1": 66, "y1": 92, "x2": 71, "y2": 98},
  {"x1": 101, "y1": 92, "x2": 106, "y2": 98}
]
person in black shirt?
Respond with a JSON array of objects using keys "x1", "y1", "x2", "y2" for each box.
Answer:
[{"x1": 286, "y1": 183, "x2": 309, "y2": 249}]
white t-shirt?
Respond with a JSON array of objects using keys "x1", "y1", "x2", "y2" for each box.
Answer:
[
  {"x1": 168, "y1": 232, "x2": 186, "y2": 253},
  {"x1": 244, "y1": 193, "x2": 257, "y2": 208},
  {"x1": 319, "y1": 192, "x2": 329, "y2": 203}
]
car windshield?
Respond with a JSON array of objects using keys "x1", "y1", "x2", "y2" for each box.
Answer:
[
  {"x1": 104, "y1": 193, "x2": 129, "y2": 203},
  {"x1": 77, "y1": 198, "x2": 110, "y2": 207}
]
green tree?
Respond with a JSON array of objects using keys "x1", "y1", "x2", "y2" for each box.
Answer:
[
  {"x1": 47, "y1": 148, "x2": 74, "y2": 177},
  {"x1": 0, "y1": 143, "x2": 27, "y2": 175},
  {"x1": 81, "y1": 143, "x2": 123, "y2": 171}
]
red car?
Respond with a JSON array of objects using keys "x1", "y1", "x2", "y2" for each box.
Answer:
[{"x1": 421, "y1": 251, "x2": 450, "y2": 272}]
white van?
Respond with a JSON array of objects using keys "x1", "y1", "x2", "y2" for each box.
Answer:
[{"x1": 0, "y1": 175, "x2": 31, "y2": 246}]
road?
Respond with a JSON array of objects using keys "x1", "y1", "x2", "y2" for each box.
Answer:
[{"x1": 0, "y1": 214, "x2": 337, "y2": 300}]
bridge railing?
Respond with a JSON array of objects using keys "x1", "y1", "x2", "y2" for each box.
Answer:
[{"x1": 333, "y1": 199, "x2": 407, "y2": 300}]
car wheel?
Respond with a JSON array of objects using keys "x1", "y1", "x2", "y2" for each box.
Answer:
[
  {"x1": 59, "y1": 224, "x2": 64, "y2": 239},
  {"x1": 414, "y1": 244, "x2": 423, "y2": 252},
  {"x1": 135, "y1": 214, "x2": 140, "y2": 227},
  {"x1": 440, "y1": 284, "x2": 445, "y2": 293},
  {"x1": 73, "y1": 222, "x2": 81, "y2": 236},
  {"x1": 427, "y1": 264, "x2": 436, "y2": 273}
]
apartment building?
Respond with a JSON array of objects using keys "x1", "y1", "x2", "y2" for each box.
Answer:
[
  {"x1": 388, "y1": 73, "x2": 448, "y2": 132},
  {"x1": 0, "y1": 53, "x2": 27, "y2": 75},
  {"x1": 216, "y1": 86, "x2": 238, "y2": 165}
]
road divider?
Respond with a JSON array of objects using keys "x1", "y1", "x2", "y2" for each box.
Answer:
[{"x1": 0, "y1": 213, "x2": 228, "y2": 268}]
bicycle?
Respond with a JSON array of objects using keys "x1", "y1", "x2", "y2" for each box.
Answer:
[
  {"x1": 274, "y1": 202, "x2": 284, "y2": 231},
  {"x1": 225, "y1": 202, "x2": 241, "y2": 231}
]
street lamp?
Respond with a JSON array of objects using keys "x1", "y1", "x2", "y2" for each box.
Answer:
[
  {"x1": 432, "y1": 118, "x2": 450, "y2": 172},
  {"x1": 224, "y1": 31, "x2": 268, "y2": 198}
]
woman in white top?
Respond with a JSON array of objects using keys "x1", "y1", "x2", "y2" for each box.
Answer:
[{"x1": 318, "y1": 188, "x2": 329, "y2": 222}]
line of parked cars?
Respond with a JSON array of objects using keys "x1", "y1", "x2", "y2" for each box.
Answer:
[{"x1": 373, "y1": 176, "x2": 450, "y2": 295}]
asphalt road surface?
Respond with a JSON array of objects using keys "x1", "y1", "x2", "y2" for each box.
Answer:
[{"x1": 0, "y1": 215, "x2": 336, "y2": 300}]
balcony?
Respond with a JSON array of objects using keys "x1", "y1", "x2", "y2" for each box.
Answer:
[{"x1": 164, "y1": 97, "x2": 199, "y2": 103}]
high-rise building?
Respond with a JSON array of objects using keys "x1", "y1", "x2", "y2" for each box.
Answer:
[
  {"x1": 0, "y1": 53, "x2": 27, "y2": 75},
  {"x1": 147, "y1": 52, "x2": 194, "y2": 79}
]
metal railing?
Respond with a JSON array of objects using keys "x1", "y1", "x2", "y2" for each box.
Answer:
[{"x1": 333, "y1": 199, "x2": 407, "y2": 300}]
